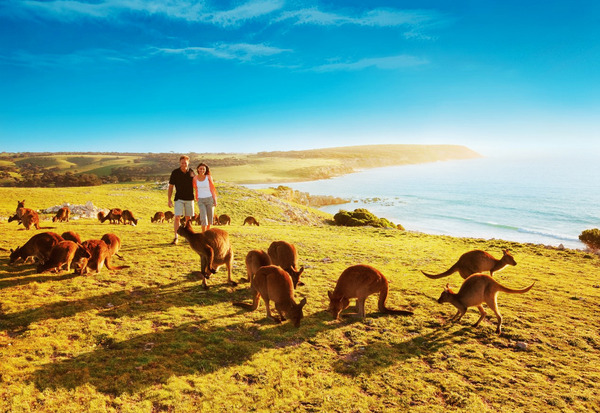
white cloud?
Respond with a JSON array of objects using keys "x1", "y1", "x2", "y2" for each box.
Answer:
[
  {"x1": 153, "y1": 43, "x2": 292, "y2": 62},
  {"x1": 3, "y1": 49, "x2": 130, "y2": 68},
  {"x1": 312, "y1": 55, "x2": 428, "y2": 72}
]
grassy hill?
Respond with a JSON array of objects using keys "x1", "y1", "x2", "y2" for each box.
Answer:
[{"x1": 0, "y1": 183, "x2": 598, "y2": 412}]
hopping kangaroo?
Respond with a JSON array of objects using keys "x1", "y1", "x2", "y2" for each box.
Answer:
[
  {"x1": 243, "y1": 216, "x2": 260, "y2": 226},
  {"x1": 245, "y1": 249, "x2": 272, "y2": 283},
  {"x1": 437, "y1": 273, "x2": 535, "y2": 334},
  {"x1": 37, "y1": 241, "x2": 91, "y2": 273},
  {"x1": 233, "y1": 265, "x2": 307, "y2": 327},
  {"x1": 10, "y1": 232, "x2": 64, "y2": 264},
  {"x1": 422, "y1": 249, "x2": 517, "y2": 279},
  {"x1": 268, "y1": 240, "x2": 304, "y2": 288},
  {"x1": 177, "y1": 221, "x2": 235, "y2": 289},
  {"x1": 327, "y1": 264, "x2": 414, "y2": 320}
]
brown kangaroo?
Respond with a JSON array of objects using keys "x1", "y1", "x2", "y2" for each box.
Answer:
[
  {"x1": 37, "y1": 241, "x2": 91, "y2": 273},
  {"x1": 437, "y1": 273, "x2": 535, "y2": 334},
  {"x1": 177, "y1": 221, "x2": 235, "y2": 289},
  {"x1": 243, "y1": 216, "x2": 260, "y2": 226},
  {"x1": 422, "y1": 249, "x2": 517, "y2": 279},
  {"x1": 233, "y1": 265, "x2": 307, "y2": 327},
  {"x1": 267, "y1": 240, "x2": 304, "y2": 288},
  {"x1": 101, "y1": 233, "x2": 123, "y2": 259},
  {"x1": 327, "y1": 264, "x2": 414, "y2": 320},
  {"x1": 21, "y1": 210, "x2": 41, "y2": 230},
  {"x1": 10, "y1": 232, "x2": 64, "y2": 264},
  {"x1": 99, "y1": 208, "x2": 123, "y2": 224},
  {"x1": 78, "y1": 239, "x2": 130, "y2": 274},
  {"x1": 164, "y1": 211, "x2": 175, "y2": 223},
  {"x1": 61, "y1": 231, "x2": 82, "y2": 244},
  {"x1": 151, "y1": 211, "x2": 165, "y2": 223},
  {"x1": 245, "y1": 249, "x2": 272, "y2": 284},
  {"x1": 218, "y1": 214, "x2": 231, "y2": 225},
  {"x1": 122, "y1": 209, "x2": 138, "y2": 226},
  {"x1": 52, "y1": 206, "x2": 70, "y2": 223}
]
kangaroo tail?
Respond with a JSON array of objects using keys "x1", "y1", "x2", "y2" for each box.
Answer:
[
  {"x1": 499, "y1": 281, "x2": 535, "y2": 294},
  {"x1": 421, "y1": 263, "x2": 458, "y2": 279},
  {"x1": 104, "y1": 256, "x2": 130, "y2": 270}
]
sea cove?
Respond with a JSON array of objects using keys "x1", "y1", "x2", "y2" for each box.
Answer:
[{"x1": 248, "y1": 155, "x2": 600, "y2": 249}]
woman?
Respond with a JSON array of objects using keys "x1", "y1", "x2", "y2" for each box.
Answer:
[{"x1": 193, "y1": 162, "x2": 218, "y2": 232}]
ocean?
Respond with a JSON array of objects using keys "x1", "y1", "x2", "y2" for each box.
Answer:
[{"x1": 246, "y1": 155, "x2": 600, "y2": 249}]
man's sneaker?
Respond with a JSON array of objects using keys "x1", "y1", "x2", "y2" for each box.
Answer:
[{"x1": 171, "y1": 238, "x2": 178, "y2": 245}]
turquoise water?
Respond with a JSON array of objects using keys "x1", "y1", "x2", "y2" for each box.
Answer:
[{"x1": 247, "y1": 156, "x2": 600, "y2": 249}]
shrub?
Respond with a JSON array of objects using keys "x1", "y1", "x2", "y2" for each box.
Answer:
[
  {"x1": 333, "y1": 208, "x2": 400, "y2": 229},
  {"x1": 579, "y1": 228, "x2": 600, "y2": 251}
]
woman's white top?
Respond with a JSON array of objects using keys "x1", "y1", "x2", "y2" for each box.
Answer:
[{"x1": 195, "y1": 176, "x2": 212, "y2": 198}]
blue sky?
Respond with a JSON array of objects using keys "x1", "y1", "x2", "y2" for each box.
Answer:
[{"x1": 1, "y1": 0, "x2": 598, "y2": 156}]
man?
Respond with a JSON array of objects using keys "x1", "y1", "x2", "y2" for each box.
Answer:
[{"x1": 168, "y1": 155, "x2": 195, "y2": 244}]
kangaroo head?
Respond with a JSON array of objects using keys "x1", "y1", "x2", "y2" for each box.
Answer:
[
  {"x1": 502, "y1": 249, "x2": 517, "y2": 266},
  {"x1": 9, "y1": 247, "x2": 22, "y2": 264},
  {"x1": 437, "y1": 283, "x2": 454, "y2": 304},
  {"x1": 327, "y1": 291, "x2": 349, "y2": 320},
  {"x1": 289, "y1": 297, "x2": 307, "y2": 327},
  {"x1": 289, "y1": 266, "x2": 305, "y2": 288}
]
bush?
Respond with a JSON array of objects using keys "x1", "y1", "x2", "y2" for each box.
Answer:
[
  {"x1": 579, "y1": 228, "x2": 600, "y2": 251},
  {"x1": 333, "y1": 208, "x2": 400, "y2": 229}
]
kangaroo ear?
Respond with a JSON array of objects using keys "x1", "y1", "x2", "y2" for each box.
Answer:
[
  {"x1": 298, "y1": 266, "x2": 305, "y2": 275},
  {"x1": 327, "y1": 290, "x2": 333, "y2": 300},
  {"x1": 299, "y1": 297, "x2": 307, "y2": 308}
]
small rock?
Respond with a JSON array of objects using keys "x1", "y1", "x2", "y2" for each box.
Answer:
[{"x1": 516, "y1": 341, "x2": 528, "y2": 350}]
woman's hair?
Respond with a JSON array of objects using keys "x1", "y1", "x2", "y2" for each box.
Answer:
[{"x1": 196, "y1": 162, "x2": 211, "y2": 175}]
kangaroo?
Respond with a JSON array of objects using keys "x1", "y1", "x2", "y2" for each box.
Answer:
[
  {"x1": 437, "y1": 273, "x2": 535, "y2": 334},
  {"x1": 218, "y1": 214, "x2": 231, "y2": 225},
  {"x1": 243, "y1": 216, "x2": 260, "y2": 226},
  {"x1": 177, "y1": 221, "x2": 235, "y2": 289},
  {"x1": 21, "y1": 210, "x2": 41, "y2": 230},
  {"x1": 78, "y1": 239, "x2": 130, "y2": 274},
  {"x1": 122, "y1": 209, "x2": 138, "y2": 226},
  {"x1": 327, "y1": 264, "x2": 414, "y2": 320},
  {"x1": 36, "y1": 241, "x2": 91, "y2": 273},
  {"x1": 10, "y1": 232, "x2": 64, "y2": 264},
  {"x1": 52, "y1": 206, "x2": 70, "y2": 223},
  {"x1": 99, "y1": 208, "x2": 123, "y2": 224},
  {"x1": 101, "y1": 233, "x2": 123, "y2": 259},
  {"x1": 151, "y1": 211, "x2": 165, "y2": 223},
  {"x1": 61, "y1": 231, "x2": 82, "y2": 244},
  {"x1": 245, "y1": 249, "x2": 272, "y2": 283},
  {"x1": 164, "y1": 211, "x2": 175, "y2": 223},
  {"x1": 422, "y1": 249, "x2": 517, "y2": 280},
  {"x1": 233, "y1": 265, "x2": 307, "y2": 327},
  {"x1": 267, "y1": 240, "x2": 304, "y2": 288}
]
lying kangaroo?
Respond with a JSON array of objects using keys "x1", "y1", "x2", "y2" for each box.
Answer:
[
  {"x1": 177, "y1": 221, "x2": 235, "y2": 289},
  {"x1": 245, "y1": 249, "x2": 272, "y2": 283},
  {"x1": 243, "y1": 216, "x2": 259, "y2": 226},
  {"x1": 52, "y1": 206, "x2": 70, "y2": 223},
  {"x1": 437, "y1": 273, "x2": 535, "y2": 334},
  {"x1": 218, "y1": 214, "x2": 231, "y2": 225},
  {"x1": 422, "y1": 249, "x2": 517, "y2": 279},
  {"x1": 151, "y1": 211, "x2": 165, "y2": 223},
  {"x1": 233, "y1": 265, "x2": 307, "y2": 327},
  {"x1": 268, "y1": 240, "x2": 304, "y2": 288},
  {"x1": 101, "y1": 233, "x2": 123, "y2": 259},
  {"x1": 37, "y1": 241, "x2": 91, "y2": 273},
  {"x1": 10, "y1": 232, "x2": 64, "y2": 264},
  {"x1": 327, "y1": 264, "x2": 414, "y2": 320},
  {"x1": 122, "y1": 209, "x2": 138, "y2": 226},
  {"x1": 61, "y1": 231, "x2": 82, "y2": 244},
  {"x1": 78, "y1": 239, "x2": 130, "y2": 274}
]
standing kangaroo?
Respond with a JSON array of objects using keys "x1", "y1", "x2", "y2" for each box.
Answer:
[
  {"x1": 245, "y1": 249, "x2": 271, "y2": 284},
  {"x1": 268, "y1": 240, "x2": 304, "y2": 288},
  {"x1": 437, "y1": 273, "x2": 535, "y2": 334},
  {"x1": 233, "y1": 265, "x2": 307, "y2": 327},
  {"x1": 422, "y1": 249, "x2": 517, "y2": 279},
  {"x1": 177, "y1": 221, "x2": 235, "y2": 289},
  {"x1": 327, "y1": 264, "x2": 414, "y2": 320}
]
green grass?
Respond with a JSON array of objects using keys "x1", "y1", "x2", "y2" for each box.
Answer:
[{"x1": 1, "y1": 184, "x2": 599, "y2": 412}]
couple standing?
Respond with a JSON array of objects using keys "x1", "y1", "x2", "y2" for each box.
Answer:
[{"x1": 167, "y1": 155, "x2": 217, "y2": 244}]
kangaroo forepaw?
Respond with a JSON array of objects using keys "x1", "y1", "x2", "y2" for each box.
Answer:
[{"x1": 210, "y1": 268, "x2": 217, "y2": 274}]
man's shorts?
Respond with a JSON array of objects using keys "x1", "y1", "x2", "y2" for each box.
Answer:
[{"x1": 174, "y1": 200, "x2": 194, "y2": 217}]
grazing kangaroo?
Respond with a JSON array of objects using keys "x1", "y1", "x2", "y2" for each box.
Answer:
[
  {"x1": 233, "y1": 265, "x2": 307, "y2": 327},
  {"x1": 52, "y1": 206, "x2": 70, "y2": 223},
  {"x1": 243, "y1": 216, "x2": 260, "y2": 226},
  {"x1": 61, "y1": 231, "x2": 82, "y2": 244},
  {"x1": 218, "y1": 214, "x2": 231, "y2": 225},
  {"x1": 327, "y1": 264, "x2": 414, "y2": 320},
  {"x1": 422, "y1": 249, "x2": 517, "y2": 279},
  {"x1": 37, "y1": 241, "x2": 90, "y2": 273},
  {"x1": 151, "y1": 211, "x2": 165, "y2": 223},
  {"x1": 245, "y1": 249, "x2": 272, "y2": 283},
  {"x1": 437, "y1": 273, "x2": 535, "y2": 334},
  {"x1": 10, "y1": 232, "x2": 64, "y2": 264},
  {"x1": 99, "y1": 208, "x2": 123, "y2": 224},
  {"x1": 177, "y1": 221, "x2": 235, "y2": 289},
  {"x1": 78, "y1": 239, "x2": 130, "y2": 274},
  {"x1": 268, "y1": 240, "x2": 304, "y2": 288},
  {"x1": 101, "y1": 233, "x2": 123, "y2": 259},
  {"x1": 164, "y1": 211, "x2": 175, "y2": 223},
  {"x1": 122, "y1": 209, "x2": 138, "y2": 226}
]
